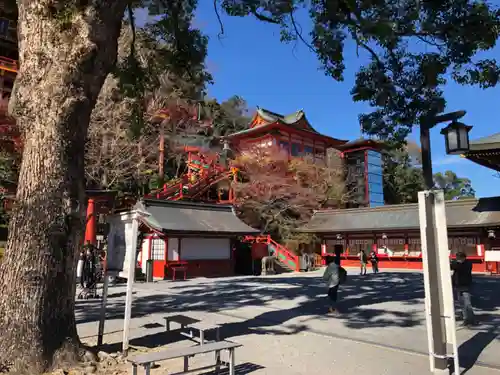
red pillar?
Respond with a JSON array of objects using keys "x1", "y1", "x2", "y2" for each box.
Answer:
[{"x1": 84, "y1": 198, "x2": 97, "y2": 245}]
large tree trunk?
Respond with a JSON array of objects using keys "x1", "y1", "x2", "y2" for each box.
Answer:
[{"x1": 0, "y1": 1, "x2": 127, "y2": 373}]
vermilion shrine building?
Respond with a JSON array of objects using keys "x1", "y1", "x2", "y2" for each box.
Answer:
[
  {"x1": 131, "y1": 200, "x2": 259, "y2": 279},
  {"x1": 225, "y1": 107, "x2": 386, "y2": 207},
  {"x1": 300, "y1": 198, "x2": 500, "y2": 273}
]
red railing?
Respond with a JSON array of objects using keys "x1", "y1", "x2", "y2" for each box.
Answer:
[
  {"x1": 243, "y1": 235, "x2": 299, "y2": 272},
  {"x1": 267, "y1": 236, "x2": 299, "y2": 272},
  {"x1": 333, "y1": 253, "x2": 486, "y2": 272},
  {"x1": 145, "y1": 169, "x2": 232, "y2": 201},
  {"x1": 0, "y1": 57, "x2": 18, "y2": 73}
]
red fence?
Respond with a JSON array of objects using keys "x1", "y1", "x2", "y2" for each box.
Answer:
[{"x1": 335, "y1": 254, "x2": 487, "y2": 273}]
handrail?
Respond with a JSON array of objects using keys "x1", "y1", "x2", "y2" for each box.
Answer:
[
  {"x1": 267, "y1": 236, "x2": 299, "y2": 272},
  {"x1": 189, "y1": 171, "x2": 232, "y2": 199},
  {"x1": 148, "y1": 168, "x2": 230, "y2": 201},
  {"x1": 0, "y1": 57, "x2": 18, "y2": 73}
]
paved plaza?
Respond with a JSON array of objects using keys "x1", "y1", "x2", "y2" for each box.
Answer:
[{"x1": 76, "y1": 269, "x2": 500, "y2": 375}]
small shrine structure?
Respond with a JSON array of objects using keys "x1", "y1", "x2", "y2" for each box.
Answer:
[{"x1": 109, "y1": 199, "x2": 259, "y2": 279}]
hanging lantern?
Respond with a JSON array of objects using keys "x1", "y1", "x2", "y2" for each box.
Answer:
[{"x1": 440, "y1": 121, "x2": 473, "y2": 155}]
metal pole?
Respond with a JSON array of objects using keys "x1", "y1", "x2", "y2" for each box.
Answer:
[{"x1": 419, "y1": 125, "x2": 448, "y2": 373}]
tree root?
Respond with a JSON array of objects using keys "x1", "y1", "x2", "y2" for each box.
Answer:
[{"x1": 0, "y1": 337, "x2": 99, "y2": 375}]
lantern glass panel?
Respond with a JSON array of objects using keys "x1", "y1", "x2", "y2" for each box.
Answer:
[
  {"x1": 459, "y1": 127, "x2": 469, "y2": 150},
  {"x1": 447, "y1": 129, "x2": 458, "y2": 152}
]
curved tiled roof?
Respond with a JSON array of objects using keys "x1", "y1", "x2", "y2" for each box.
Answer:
[
  {"x1": 252, "y1": 107, "x2": 319, "y2": 133},
  {"x1": 467, "y1": 132, "x2": 500, "y2": 151},
  {"x1": 256, "y1": 107, "x2": 306, "y2": 125},
  {"x1": 298, "y1": 197, "x2": 500, "y2": 233},
  {"x1": 134, "y1": 199, "x2": 260, "y2": 236}
]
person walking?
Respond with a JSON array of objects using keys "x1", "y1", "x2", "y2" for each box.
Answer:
[
  {"x1": 77, "y1": 250, "x2": 86, "y2": 288},
  {"x1": 322, "y1": 256, "x2": 347, "y2": 314},
  {"x1": 370, "y1": 249, "x2": 379, "y2": 274},
  {"x1": 451, "y1": 252, "x2": 475, "y2": 326},
  {"x1": 358, "y1": 249, "x2": 368, "y2": 275}
]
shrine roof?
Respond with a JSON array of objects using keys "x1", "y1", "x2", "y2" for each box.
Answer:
[
  {"x1": 298, "y1": 197, "x2": 500, "y2": 233},
  {"x1": 467, "y1": 132, "x2": 500, "y2": 152},
  {"x1": 226, "y1": 110, "x2": 348, "y2": 146},
  {"x1": 463, "y1": 132, "x2": 500, "y2": 172},
  {"x1": 255, "y1": 107, "x2": 307, "y2": 126},
  {"x1": 134, "y1": 199, "x2": 260, "y2": 236},
  {"x1": 336, "y1": 137, "x2": 387, "y2": 151}
]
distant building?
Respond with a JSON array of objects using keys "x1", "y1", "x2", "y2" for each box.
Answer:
[
  {"x1": 299, "y1": 197, "x2": 500, "y2": 272},
  {"x1": 225, "y1": 107, "x2": 386, "y2": 208}
]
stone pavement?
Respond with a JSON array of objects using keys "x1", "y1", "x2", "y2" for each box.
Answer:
[{"x1": 76, "y1": 269, "x2": 500, "y2": 374}]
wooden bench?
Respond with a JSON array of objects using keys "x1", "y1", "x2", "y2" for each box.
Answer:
[
  {"x1": 164, "y1": 314, "x2": 199, "y2": 332},
  {"x1": 169, "y1": 262, "x2": 188, "y2": 281},
  {"x1": 128, "y1": 340, "x2": 242, "y2": 375},
  {"x1": 180, "y1": 321, "x2": 221, "y2": 345}
]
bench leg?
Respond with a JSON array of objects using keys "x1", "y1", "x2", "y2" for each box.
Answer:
[
  {"x1": 144, "y1": 363, "x2": 151, "y2": 375},
  {"x1": 165, "y1": 318, "x2": 170, "y2": 332},
  {"x1": 228, "y1": 348, "x2": 235, "y2": 375},
  {"x1": 132, "y1": 364, "x2": 138, "y2": 375},
  {"x1": 215, "y1": 350, "x2": 221, "y2": 374},
  {"x1": 183, "y1": 355, "x2": 189, "y2": 372},
  {"x1": 216, "y1": 327, "x2": 221, "y2": 342},
  {"x1": 200, "y1": 329, "x2": 205, "y2": 346}
]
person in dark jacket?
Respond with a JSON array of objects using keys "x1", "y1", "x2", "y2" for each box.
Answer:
[
  {"x1": 451, "y1": 252, "x2": 475, "y2": 326},
  {"x1": 358, "y1": 250, "x2": 368, "y2": 275},
  {"x1": 370, "y1": 250, "x2": 379, "y2": 274},
  {"x1": 323, "y1": 256, "x2": 347, "y2": 314},
  {"x1": 82, "y1": 245, "x2": 96, "y2": 288}
]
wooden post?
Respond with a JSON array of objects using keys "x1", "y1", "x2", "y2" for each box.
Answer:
[
  {"x1": 97, "y1": 269, "x2": 109, "y2": 347},
  {"x1": 84, "y1": 198, "x2": 97, "y2": 245},
  {"x1": 288, "y1": 133, "x2": 292, "y2": 158},
  {"x1": 122, "y1": 213, "x2": 139, "y2": 355},
  {"x1": 159, "y1": 121, "x2": 165, "y2": 184}
]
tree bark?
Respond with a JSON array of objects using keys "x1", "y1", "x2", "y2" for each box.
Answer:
[{"x1": 0, "y1": 1, "x2": 127, "y2": 373}]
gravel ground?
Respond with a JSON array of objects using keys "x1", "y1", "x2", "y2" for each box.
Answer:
[{"x1": 77, "y1": 269, "x2": 500, "y2": 375}]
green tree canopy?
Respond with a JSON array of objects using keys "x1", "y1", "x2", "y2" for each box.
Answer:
[
  {"x1": 383, "y1": 146, "x2": 425, "y2": 204},
  {"x1": 434, "y1": 170, "x2": 476, "y2": 200},
  {"x1": 221, "y1": 0, "x2": 500, "y2": 143},
  {"x1": 383, "y1": 145, "x2": 476, "y2": 204}
]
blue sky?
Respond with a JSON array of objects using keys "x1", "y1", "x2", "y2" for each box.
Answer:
[{"x1": 140, "y1": 5, "x2": 500, "y2": 198}]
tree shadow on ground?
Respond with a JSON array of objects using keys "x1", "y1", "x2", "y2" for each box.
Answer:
[
  {"x1": 77, "y1": 272, "x2": 424, "y2": 326},
  {"x1": 76, "y1": 272, "x2": 500, "y2": 330},
  {"x1": 76, "y1": 271, "x2": 500, "y2": 371},
  {"x1": 199, "y1": 362, "x2": 265, "y2": 374}
]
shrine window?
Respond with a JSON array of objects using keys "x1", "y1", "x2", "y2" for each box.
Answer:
[
  {"x1": 448, "y1": 237, "x2": 478, "y2": 257},
  {"x1": 291, "y1": 142, "x2": 301, "y2": 156},
  {"x1": 279, "y1": 140, "x2": 289, "y2": 150},
  {"x1": 304, "y1": 146, "x2": 313, "y2": 155},
  {"x1": 151, "y1": 238, "x2": 165, "y2": 260}
]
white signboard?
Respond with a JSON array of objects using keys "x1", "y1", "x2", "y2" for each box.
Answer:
[
  {"x1": 107, "y1": 212, "x2": 137, "y2": 279},
  {"x1": 485, "y1": 250, "x2": 500, "y2": 262}
]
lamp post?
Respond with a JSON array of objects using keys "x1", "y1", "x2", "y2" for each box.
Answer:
[
  {"x1": 420, "y1": 110, "x2": 468, "y2": 189},
  {"x1": 419, "y1": 110, "x2": 472, "y2": 374}
]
